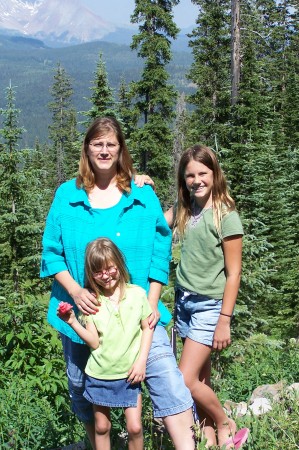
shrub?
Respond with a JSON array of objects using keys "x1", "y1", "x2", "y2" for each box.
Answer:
[
  {"x1": 212, "y1": 334, "x2": 299, "y2": 403},
  {"x1": 0, "y1": 378, "x2": 85, "y2": 449}
]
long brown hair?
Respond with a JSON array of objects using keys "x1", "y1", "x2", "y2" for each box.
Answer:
[
  {"x1": 76, "y1": 117, "x2": 134, "y2": 193},
  {"x1": 85, "y1": 238, "x2": 129, "y2": 301},
  {"x1": 175, "y1": 145, "x2": 235, "y2": 237}
]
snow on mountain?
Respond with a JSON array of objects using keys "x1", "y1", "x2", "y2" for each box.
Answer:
[{"x1": 0, "y1": 0, "x2": 116, "y2": 44}]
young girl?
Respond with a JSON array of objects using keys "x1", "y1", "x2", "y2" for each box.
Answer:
[
  {"x1": 165, "y1": 145, "x2": 246, "y2": 449},
  {"x1": 58, "y1": 237, "x2": 153, "y2": 450}
]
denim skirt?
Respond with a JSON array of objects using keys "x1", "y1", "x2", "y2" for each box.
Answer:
[{"x1": 83, "y1": 375, "x2": 141, "y2": 408}]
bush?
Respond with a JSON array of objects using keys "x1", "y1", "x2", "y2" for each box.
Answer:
[
  {"x1": 0, "y1": 293, "x2": 88, "y2": 449},
  {"x1": 211, "y1": 334, "x2": 299, "y2": 403},
  {"x1": 0, "y1": 378, "x2": 85, "y2": 449}
]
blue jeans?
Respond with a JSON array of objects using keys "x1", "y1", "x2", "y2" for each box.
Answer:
[{"x1": 61, "y1": 325, "x2": 192, "y2": 422}]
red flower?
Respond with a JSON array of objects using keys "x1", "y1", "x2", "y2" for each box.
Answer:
[{"x1": 58, "y1": 302, "x2": 73, "y2": 315}]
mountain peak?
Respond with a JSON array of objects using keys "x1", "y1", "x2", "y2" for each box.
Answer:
[{"x1": 0, "y1": 0, "x2": 115, "y2": 44}]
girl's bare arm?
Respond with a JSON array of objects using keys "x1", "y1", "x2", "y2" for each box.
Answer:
[
  {"x1": 127, "y1": 317, "x2": 153, "y2": 383},
  {"x1": 58, "y1": 309, "x2": 99, "y2": 350},
  {"x1": 164, "y1": 206, "x2": 174, "y2": 228},
  {"x1": 213, "y1": 235, "x2": 243, "y2": 350}
]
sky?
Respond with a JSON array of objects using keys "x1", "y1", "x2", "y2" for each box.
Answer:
[{"x1": 81, "y1": 0, "x2": 198, "y2": 29}]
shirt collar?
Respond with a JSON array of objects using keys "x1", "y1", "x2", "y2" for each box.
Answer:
[{"x1": 68, "y1": 180, "x2": 146, "y2": 209}]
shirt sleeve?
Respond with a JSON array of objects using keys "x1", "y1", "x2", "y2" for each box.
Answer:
[
  {"x1": 221, "y1": 210, "x2": 244, "y2": 239},
  {"x1": 40, "y1": 185, "x2": 69, "y2": 278}
]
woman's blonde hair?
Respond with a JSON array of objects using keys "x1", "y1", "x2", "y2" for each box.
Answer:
[
  {"x1": 85, "y1": 238, "x2": 129, "y2": 301},
  {"x1": 76, "y1": 117, "x2": 135, "y2": 193},
  {"x1": 175, "y1": 145, "x2": 235, "y2": 237}
]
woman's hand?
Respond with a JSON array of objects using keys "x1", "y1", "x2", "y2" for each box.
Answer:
[
  {"x1": 212, "y1": 315, "x2": 231, "y2": 350},
  {"x1": 55, "y1": 271, "x2": 99, "y2": 316},
  {"x1": 134, "y1": 174, "x2": 156, "y2": 190},
  {"x1": 148, "y1": 306, "x2": 160, "y2": 329},
  {"x1": 70, "y1": 287, "x2": 99, "y2": 315},
  {"x1": 147, "y1": 281, "x2": 162, "y2": 329}
]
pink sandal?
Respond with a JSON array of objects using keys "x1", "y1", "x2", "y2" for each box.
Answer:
[{"x1": 225, "y1": 427, "x2": 250, "y2": 449}]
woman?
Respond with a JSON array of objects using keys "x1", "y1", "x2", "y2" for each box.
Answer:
[{"x1": 41, "y1": 117, "x2": 194, "y2": 449}]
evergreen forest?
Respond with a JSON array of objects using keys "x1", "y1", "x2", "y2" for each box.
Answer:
[{"x1": 0, "y1": 1, "x2": 298, "y2": 449}]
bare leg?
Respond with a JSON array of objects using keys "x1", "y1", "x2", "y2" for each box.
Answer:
[
  {"x1": 179, "y1": 338, "x2": 236, "y2": 448},
  {"x1": 162, "y1": 408, "x2": 195, "y2": 450},
  {"x1": 93, "y1": 405, "x2": 111, "y2": 450},
  {"x1": 196, "y1": 358, "x2": 217, "y2": 448},
  {"x1": 84, "y1": 422, "x2": 96, "y2": 450},
  {"x1": 125, "y1": 394, "x2": 144, "y2": 450}
]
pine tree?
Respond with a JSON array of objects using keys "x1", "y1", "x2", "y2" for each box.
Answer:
[
  {"x1": 129, "y1": 0, "x2": 180, "y2": 205},
  {"x1": 186, "y1": 0, "x2": 231, "y2": 146},
  {"x1": 82, "y1": 52, "x2": 116, "y2": 127},
  {"x1": 223, "y1": 0, "x2": 299, "y2": 338},
  {"x1": 48, "y1": 63, "x2": 79, "y2": 188},
  {"x1": 280, "y1": 1, "x2": 299, "y2": 148},
  {"x1": 0, "y1": 84, "x2": 45, "y2": 296},
  {"x1": 117, "y1": 78, "x2": 139, "y2": 140},
  {"x1": 263, "y1": 0, "x2": 299, "y2": 337}
]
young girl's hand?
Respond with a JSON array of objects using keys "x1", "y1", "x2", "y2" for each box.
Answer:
[
  {"x1": 134, "y1": 174, "x2": 156, "y2": 190},
  {"x1": 57, "y1": 304, "x2": 76, "y2": 325},
  {"x1": 127, "y1": 360, "x2": 146, "y2": 384},
  {"x1": 212, "y1": 316, "x2": 231, "y2": 350}
]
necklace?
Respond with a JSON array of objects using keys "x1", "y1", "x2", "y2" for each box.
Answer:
[
  {"x1": 190, "y1": 203, "x2": 212, "y2": 228},
  {"x1": 108, "y1": 295, "x2": 119, "y2": 304},
  {"x1": 106, "y1": 291, "x2": 120, "y2": 311}
]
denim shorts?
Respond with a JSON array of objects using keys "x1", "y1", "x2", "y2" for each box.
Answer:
[
  {"x1": 175, "y1": 288, "x2": 222, "y2": 347},
  {"x1": 144, "y1": 325, "x2": 193, "y2": 418},
  {"x1": 83, "y1": 375, "x2": 141, "y2": 408},
  {"x1": 61, "y1": 333, "x2": 94, "y2": 422},
  {"x1": 61, "y1": 325, "x2": 193, "y2": 423}
]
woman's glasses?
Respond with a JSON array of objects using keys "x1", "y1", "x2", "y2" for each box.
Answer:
[
  {"x1": 93, "y1": 266, "x2": 118, "y2": 279},
  {"x1": 89, "y1": 142, "x2": 119, "y2": 153}
]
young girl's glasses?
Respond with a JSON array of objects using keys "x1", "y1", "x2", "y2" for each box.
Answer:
[{"x1": 93, "y1": 267, "x2": 118, "y2": 279}]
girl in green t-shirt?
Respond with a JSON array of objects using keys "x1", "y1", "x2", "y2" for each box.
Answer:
[
  {"x1": 165, "y1": 145, "x2": 249, "y2": 449},
  {"x1": 58, "y1": 237, "x2": 153, "y2": 450}
]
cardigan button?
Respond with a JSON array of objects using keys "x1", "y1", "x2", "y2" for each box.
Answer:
[{"x1": 116, "y1": 232, "x2": 120, "y2": 236}]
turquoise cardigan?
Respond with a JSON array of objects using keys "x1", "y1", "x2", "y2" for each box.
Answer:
[{"x1": 40, "y1": 179, "x2": 172, "y2": 343}]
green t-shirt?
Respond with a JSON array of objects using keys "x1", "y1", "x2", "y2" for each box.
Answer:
[
  {"x1": 176, "y1": 209, "x2": 243, "y2": 298},
  {"x1": 84, "y1": 284, "x2": 152, "y2": 380}
]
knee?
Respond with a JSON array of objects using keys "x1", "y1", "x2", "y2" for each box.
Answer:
[
  {"x1": 127, "y1": 421, "x2": 143, "y2": 438},
  {"x1": 95, "y1": 420, "x2": 111, "y2": 436},
  {"x1": 184, "y1": 376, "x2": 197, "y2": 394}
]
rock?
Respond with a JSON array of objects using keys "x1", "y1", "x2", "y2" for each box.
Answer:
[
  {"x1": 287, "y1": 383, "x2": 299, "y2": 396},
  {"x1": 224, "y1": 400, "x2": 248, "y2": 417},
  {"x1": 248, "y1": 397, "x2": 272, "y2": 415},
  {"x1": 250, "y1": 381, "x2": 284, "y2": 402}
]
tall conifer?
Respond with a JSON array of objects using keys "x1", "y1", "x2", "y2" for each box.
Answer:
[
  {"x1": 82, "y1": 52, "x2": 116, "y2": 126},
  {"x1": 48, "y1": 63, "x2": 78, "y2": 188},
  {"x1": 187, "y1": 0, "x2": 231, "y2": 146},
  {"x1": 129, "y1": 0, "x2": 179, "y2": 204},
  {"x1": 0, "y1": 85, "x2": 44, "y2": 295}
]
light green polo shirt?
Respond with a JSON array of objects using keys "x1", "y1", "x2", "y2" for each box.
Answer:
[
  {"x1": 84, "y1": 284, "x2": 152, "y2": 380},
  {"x1": 176, "y1": 209, "x2": 243, "y2": 298}
]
